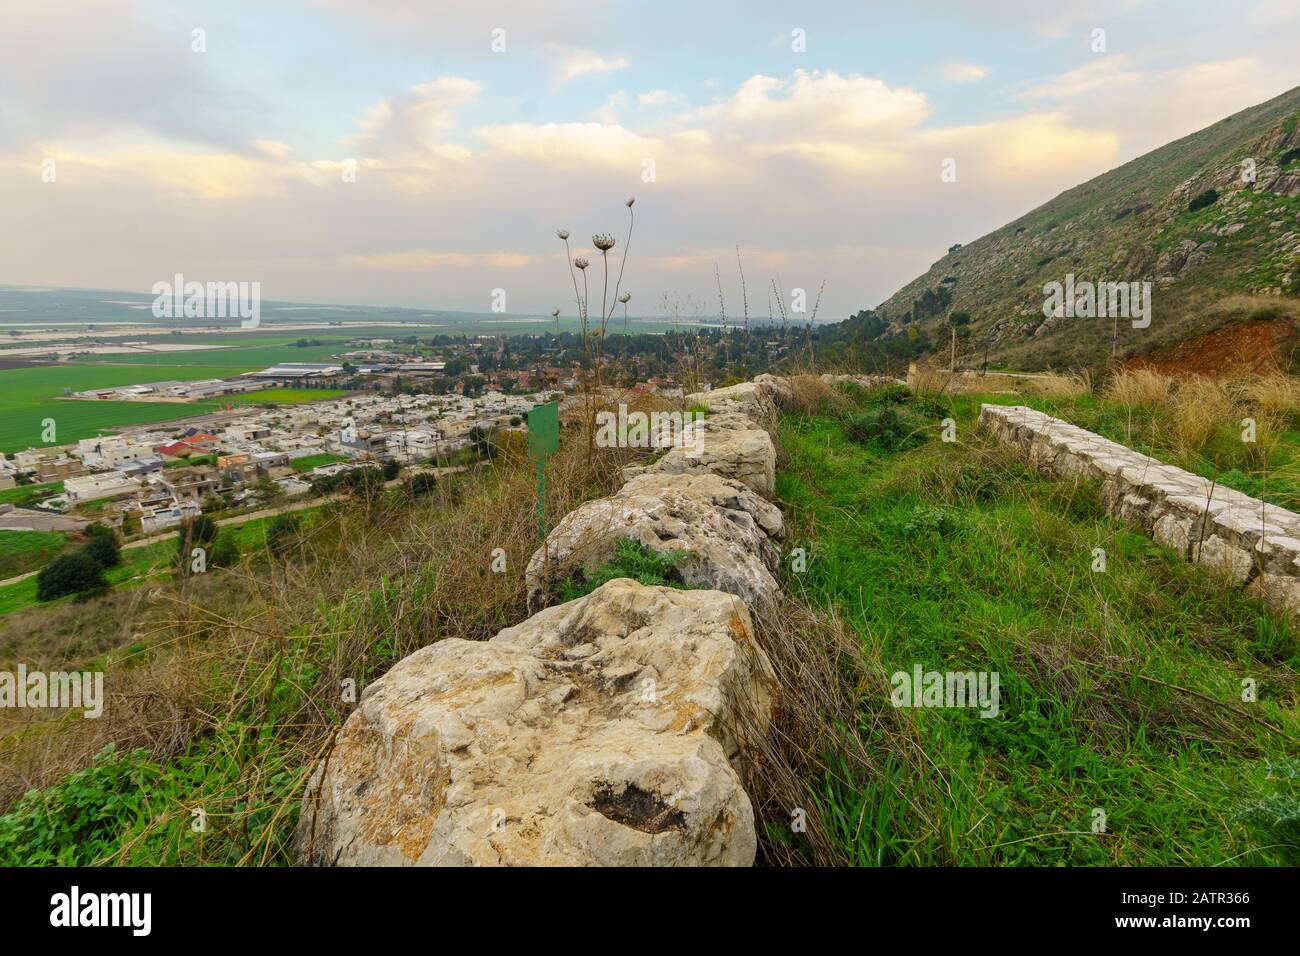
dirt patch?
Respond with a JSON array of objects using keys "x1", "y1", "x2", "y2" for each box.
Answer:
[{"x1": 1124, "y1": 319, "x2": 1298, "y2": 377}]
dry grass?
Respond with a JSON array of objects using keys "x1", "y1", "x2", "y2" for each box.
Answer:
[
  {"x1": 1236, "y1": 372, "x2": 1300, "y2": 419},
  {"x1": 1105, "y1": 368, "x2": 1175, "y2": 408},
  {"x1": 1170, "y1": 375, "x2": 1237, "y2": 455},
  {"x1": 1025, "y1": 370, "x2": 1093, "y2": 400}
]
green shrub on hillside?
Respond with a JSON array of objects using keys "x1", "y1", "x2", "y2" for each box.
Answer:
[{"x1": 35, "y1": 551, "x2": 108, "y2": 602}]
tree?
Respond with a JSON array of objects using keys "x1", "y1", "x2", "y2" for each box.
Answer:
[
  {"x1": 37, "y1": 552, "x2": 108, "y2": 602},
  {"x1": 82, "y1": 530, "x2": 121, "y2": 569}
]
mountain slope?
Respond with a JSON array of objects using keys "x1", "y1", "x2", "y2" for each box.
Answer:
[{"x1": 859, "y1": 85, "x2": 1300, "y2": 371}]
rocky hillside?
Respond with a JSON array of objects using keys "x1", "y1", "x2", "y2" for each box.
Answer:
[{"x1": 865, "y1": 85, "x2": 1300, "y2": 371}]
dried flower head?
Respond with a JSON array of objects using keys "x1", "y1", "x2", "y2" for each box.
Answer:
[
  {"x1": 556, "y1": 229, "x2": 570, "y2": 241},
  {"x1": 592, "y1": 233, "x2": 616, "y2": 251},
  {"x1": 626, "y1": 196, "x2": 635, "y2": 208},
  {"x1": 618, "y1": 292, "x2": 631, "y2": 303},
  {"x1": 574, "y1": 257, "x2": 589, "y2": 270},
  {"x1": 551, "y1": 308, "x2": 560, "y2": 317}
]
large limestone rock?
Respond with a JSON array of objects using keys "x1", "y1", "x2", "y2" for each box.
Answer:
[
  {"x1": 622, "y1": 412, "x2": 777, "y2": 496},
  {"x1": 294, "y1": 579, "x2": 775, "y2": 867},
  {"x1": 686, "y1": 380, "x2": 778, "y2": 418},
  {"x1": 525, "y1": 471, "x2": 783, "y2": 614}
]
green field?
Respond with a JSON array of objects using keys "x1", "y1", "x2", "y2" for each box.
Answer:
[
  {"x1": 0, "y1": 373, "x2": 344, "y2": 454},
  {"x1": 0, "y1": 530, "x2": 68, "y2": 580},
  {"x1": 0, "y1": 365, "x2": 259, "y2": 452}
]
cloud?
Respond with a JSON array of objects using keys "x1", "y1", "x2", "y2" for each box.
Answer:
[
  {"x1": 637, "y1": 90, "x2": 685, "y2": 109},
  {"x1": 347, "y1": 77, "x2": 482, "y2": 163},
  {"x1": 552, "y1": 48, "x2": 629, "y2": 86},
  {"x1": 942, "y1": 62, "x2": 990, "y2": 84}
]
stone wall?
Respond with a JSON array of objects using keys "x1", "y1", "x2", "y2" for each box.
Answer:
[
  {"x1": 295, "y1": 376, "x2": 797, "y2": 867},
  {"x1": 979, "y1": 404, "x2": 1300, "y2": 617}
]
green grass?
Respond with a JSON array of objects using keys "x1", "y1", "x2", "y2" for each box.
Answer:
[
  {"x1": 775, "y1": 389, "x2": 1298, "y2": 865},
  {"x1": 0, "y1": 365, "x2": 255, "y2": 452},
  {"x1": 0, "y1": 481, "x2": 62, "y2": 507},
  {"x1": 289, "y1": 453, "x2": 347, "y2": 473},
  {"x1": 0, "y1": 530, "x2": 68, "y2": 579}
]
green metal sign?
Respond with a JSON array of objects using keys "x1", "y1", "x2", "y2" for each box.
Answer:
[{"x1": 527, "y1": 402, "x2": 560, "y2": 539}]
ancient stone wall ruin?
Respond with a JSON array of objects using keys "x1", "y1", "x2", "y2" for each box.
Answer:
[
  {"x1": 295, "y1": 376, "x2": 795, "y2": 867},
  {"x1": 979, "y1": 404, "x2": 1300, "y2": 618}
]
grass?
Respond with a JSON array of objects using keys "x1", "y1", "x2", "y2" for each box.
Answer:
[
  {"x1": 289, "y1": 453, "x2": 347, "y2": 473},
  {"x1": 0, "y1": 481, "x2": 63, "y2": 507},
  {"x1": 0, "y1": 364, "x2": 257, "y2": 452},
  {"x1": 0, "y1": 530, "x2": 68, "y2": 579},
  {"x1": 770, "y1": 386, "x2": 1298, "y2": 865}
]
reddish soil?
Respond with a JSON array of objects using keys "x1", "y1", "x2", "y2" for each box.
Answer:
[{"x1": 1124, "y1": 319, "x2": 1298, "y2": 377}]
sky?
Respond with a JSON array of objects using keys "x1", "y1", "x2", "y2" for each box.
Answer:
[{"x1": 2, "y1": 0, "x2": 1298, "y2": 323}]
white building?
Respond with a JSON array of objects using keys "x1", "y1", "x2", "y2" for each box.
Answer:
[{"x1": 63, "y1": 472, "x2": 142, "y2": 503}]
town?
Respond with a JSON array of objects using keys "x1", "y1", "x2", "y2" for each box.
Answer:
[{"x1": 2, "y1": 366, "x2": 564, "y2": 538}]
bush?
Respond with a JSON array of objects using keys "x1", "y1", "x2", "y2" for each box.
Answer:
[
  {"x1": 405, "y1": 472, "x2": 438, "y2": 498},
  {"x1": 177, "y1": 514, "x2": 220, "y2": 575},
  {"x1": 36, "y1": 551, "x2": 109, "y2": 602},
  {"x1": 82, "y1": 531, "x2": 121, "y2": 569},
  {"x1": 843, "y1": 405, "x2": 928, "y2": 453}
]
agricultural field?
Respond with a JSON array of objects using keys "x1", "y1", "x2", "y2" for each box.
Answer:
[{"x1": 0, "y1": 364, "x2": 258, "y2": 452}]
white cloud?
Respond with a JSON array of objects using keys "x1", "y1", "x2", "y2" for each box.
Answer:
[
  {"x1": 942, "y1": 62, "x2": 989, "y2": 84},
  {"x1": 637, "y1": 89, "x2": 685, "y2": 108},
  {"x1": 552, "y1": 48, "x2": 629, "y2": 86}
]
